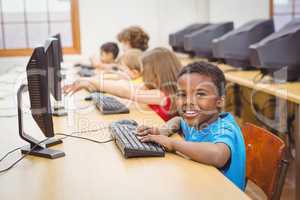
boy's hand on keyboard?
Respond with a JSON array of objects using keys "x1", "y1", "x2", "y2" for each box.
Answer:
[
  {"x1": 63, "y1": 80, "x2": 95, "y2": 95},
  {"x1": 139, "y1": 134, "x2": 175, "y2": 152},
  {"x1": 136, "y1": 125, "x2": 160, "y2": 136}
]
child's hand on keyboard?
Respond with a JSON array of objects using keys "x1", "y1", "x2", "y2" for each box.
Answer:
[
  {"x1": 63, "y1": 79, "x2": 96, "y2": 95},
  {"x1": 138, "y1": 134, "x2": 175, "y2": 152},
  {"x1": 136, "y1": 125, "x2": 160, "y2": 136}
]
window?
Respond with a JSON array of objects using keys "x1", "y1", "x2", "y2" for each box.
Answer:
[
  {"x1": 270, "y1": 0, "x2": 300, "y2": 30},
  {"x1": 0, "y1": 0, "x2": 80, "y2": 57}
]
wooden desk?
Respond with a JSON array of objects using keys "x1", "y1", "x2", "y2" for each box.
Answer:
[
  {"x1": 180, "y1": 57, "x2": 300, "y2": 200},
  {"x1": 0, "y1": 79, "x2": 249, "y2": 199}
]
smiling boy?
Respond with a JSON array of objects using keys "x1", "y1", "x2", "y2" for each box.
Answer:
[{"x1": 137, "y1": 62, "x2": 246, "y2": 190}]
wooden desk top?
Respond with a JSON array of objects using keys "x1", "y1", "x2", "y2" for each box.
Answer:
[
  {"x1": 180, "y1": 57, "x2": 300, "y2": 104},
  {"x1": 0, "y1": 89, "x2": 249, "y2": 200}
]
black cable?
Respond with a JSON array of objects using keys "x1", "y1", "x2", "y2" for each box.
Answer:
[
  {"x1": 0, "y1": 146, "x2": 23, "y2": 162},
  {"x1": 0, "y1": 114, "x2": 18, "y2": 118},
  {"x1": 0, "y1": 138, "x2": 50, "y2": 174},
  {"x1": 0, "y1": 127, "x2": 110, "y2": 174},
  {"x1": 55, "y1": 133, "x2": 114, "y2": 144}
]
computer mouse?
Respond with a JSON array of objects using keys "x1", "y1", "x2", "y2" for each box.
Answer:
[
  {"x1": 111, "y1": 66, "x2": 119, "y2": 71},
  {"x1": 74, "y1": 63, "x2": 81, "y2": 67},
  {"x1": 84, "y1": 95, "x2": 93, "y2": 101},
  {"x1": 81, "y1": 64, "x2": 94, "y2": 70},
  {"x1": 114, "y1": 119, "x2": 138, "y2": 127}
]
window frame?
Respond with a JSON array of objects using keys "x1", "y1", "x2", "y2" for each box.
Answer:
[
  {"x1": 270, "y1": 0, "x2": 299, "y2": 17},
  {"x1": 0, "y1": 0, "x2": 81, "y2": 57}
]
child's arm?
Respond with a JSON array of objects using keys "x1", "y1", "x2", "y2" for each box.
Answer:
[
  {"x1": 139, "y1": 135, "x2": 231, "y2": 169},
  {"x1": 63, "y1": 78, "x2": 167, "y2": 106},
  {"x1": 63, "y1": 78, "x2": 99, "y2": 94},
  {"x1": 90, "y1": 55, "x2": 116, "y2": 70},
  {"x1": 137, "y1": 116, "x2": 181, "y2": 137},
  {"x1": 172, "y1": 141, "x2": 231, "y2": 168}
]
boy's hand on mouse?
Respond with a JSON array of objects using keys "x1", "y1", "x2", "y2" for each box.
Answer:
[
  {"x1": 138, "y1": 134, "x2": 175, "y2": 152},
  {"x1": 136, "y1": 125, "x2": 160, "y2": 136}
]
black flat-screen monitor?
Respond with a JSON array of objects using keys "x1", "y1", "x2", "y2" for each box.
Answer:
[
  {"x1": 52, "y1": 33, "x2": 63, "y2": 63},
  {"x1": 44, "y1": 38, "x2": 62, "y2": 101},
  {"x1": 169, "y1": 23, "x2": 209, "y2": 53},
  {"x1": 27, "y1": 47, "x2": 54, "y2": 137},
  {"x1": 212, "y1": 19, "x2": 274, "y2": 69},
  {"x1": 183, "y1": 22, "x2": 234, "y2": 59},
  {"x1": 250, "y1": 18, "x2": 300, "y2": 81},
  {"x1": 17, "y1": 46, "x2": 65, "y2": 159}
]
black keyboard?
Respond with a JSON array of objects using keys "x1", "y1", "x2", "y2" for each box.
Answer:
[
  {"x1": 91, "y1": 92, "x2": 129, "y2": 114},
  {"x1": 78, "y1": 68, "x2": 95, "y2": 77},
  {"x1": 110, "y1": 122, "x2": 165, "y2": 158}
]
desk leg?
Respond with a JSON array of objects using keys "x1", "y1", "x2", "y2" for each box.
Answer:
[
  {"x1": 296, "y1": 104, "x2": 300, "y2": 200},
  {"x1": 233, "y1": 84, "x2": 241, "y2": 117}
]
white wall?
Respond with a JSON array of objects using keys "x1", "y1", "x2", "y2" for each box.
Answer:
[
  {"x1": 0, "y1": 0, "x2": 208, "y2": 73},
  {"x1": 209, "y1": 0, "x2": 270, "y2": 28},
  {"x1": 79, "y1": 0, "x2": 209, "y2": 56}
]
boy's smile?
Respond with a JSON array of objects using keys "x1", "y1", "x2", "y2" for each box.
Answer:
[{"x1": 176, "y1": 73, "x2": 223, "y2": 128}]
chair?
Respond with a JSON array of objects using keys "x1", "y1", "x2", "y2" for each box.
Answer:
[{"x1": 242, "y1": 123, "x2": 289, "y2": 200}]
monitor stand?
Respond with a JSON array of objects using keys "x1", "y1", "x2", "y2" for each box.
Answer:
[{"x1": 17, "y1": 84, "x2": 65, "y2": 159}]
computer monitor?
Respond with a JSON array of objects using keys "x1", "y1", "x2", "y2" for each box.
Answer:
[
  {"x1": 250, "y1": 18, "x2": 300, "y2": 82},
  {"x1": 183, "y1": 22, "x2": 234, "y2": 59},
  {"x1": 212, "y1": 19, "x2": 274, "y2": 69},
  {"x1": 52, "y1": 33, "x2": 63, "y2": 63},
  {"x1": 44, "y1": 38, "x2": 62, "y2": 101},
  {"x1": 44, "y1": 38, "x2": 67, "y2": 116},
  {"x1": 169, "y1": 23, "x2": 209, "y2": 53},
  {"x1": 17, "y1": 46, "x2": 65, "y2": 159}
]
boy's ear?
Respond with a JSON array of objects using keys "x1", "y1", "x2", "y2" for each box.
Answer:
[{"x1": 216, "y1": 96, "x2": 225, "y2": 108}]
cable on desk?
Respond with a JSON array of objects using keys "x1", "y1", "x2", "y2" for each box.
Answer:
[
  {"x1": 0, "y1": 127, "x2": 111, "y2": 174},
  {"x1": 0, "y1": 146, "x2": 23, "y2": 162},
  {"x1": 0, "y1": 138, "x2": 50, "y2": 174},
  {"x1": 0, "y1": 114, "x2": 18, "y2": 118},
  {"x1": 55, "y1": 133, "x2": 114, "y2": 144}
]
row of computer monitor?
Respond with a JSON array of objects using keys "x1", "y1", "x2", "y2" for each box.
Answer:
[
  {"x1": 169, "y1": 18, "x2": 300, "y2": 82},
  {"x1": 17, "y1": 33, "x2": 66, "y2": 159}
]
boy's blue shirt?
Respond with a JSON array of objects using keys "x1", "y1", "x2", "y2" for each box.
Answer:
[{"x1": 179, "y1": 112, "x2": 246, "y2": 190}]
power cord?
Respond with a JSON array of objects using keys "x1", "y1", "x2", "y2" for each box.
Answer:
[
  {"x1": 0, "y1": 146, "x2": 24, "y2": 162},
  {"x1": 0, "y1": 114, "x2": 18, "y2": 118},
  {"x1": 55, "y1": 133, "x2": 114, "y2": 144},
  {"x1": 0, "y1": 127, "x2": 113, "y2": 174},
  {"x1": 0, "y1": 138, "x2": 50, "y2": 174}
]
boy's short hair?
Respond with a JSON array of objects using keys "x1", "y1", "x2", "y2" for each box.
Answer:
[
  {"x1": 100, "y1": 42, "x2": 119, "y2": 59},
  {"x1": 177, "y1": 61, "x2": 226, "y2": 96}
]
